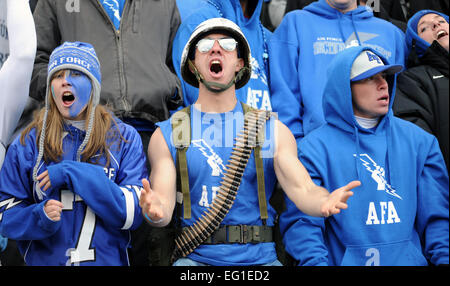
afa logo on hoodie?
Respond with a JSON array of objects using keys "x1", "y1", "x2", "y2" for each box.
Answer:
[{"x1": 354, "y1": 153, "x2": 402, "y2": 226}]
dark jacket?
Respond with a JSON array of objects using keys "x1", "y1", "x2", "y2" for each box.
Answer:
[
  {"x1": 31, "y1": 0, "x2": 182, "y2": 124},
  {"x1": 393, "y1": 41, "x2": 449, "y2": 171}
]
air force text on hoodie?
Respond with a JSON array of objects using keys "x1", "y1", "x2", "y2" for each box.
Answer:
[
  {"x1": 279, "y1": 46, "x2": 449, "y2": 266},
  {"x1": 269, "y1": 0, "x2": 407, "y2": 150},
  {"x1": 0, "y1": 120, "x2": 147, "y2": 266},
  {"x1": 172, "y1": 0, "x2": 272, "y2": 111}
]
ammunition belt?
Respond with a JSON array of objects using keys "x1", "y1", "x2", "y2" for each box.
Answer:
[
  {"x1": 171, "y1": 109, "x2": 271, "y2": 263},
  {"x1": 196, "y1": 225, "x2": 273, "y2": 244}
]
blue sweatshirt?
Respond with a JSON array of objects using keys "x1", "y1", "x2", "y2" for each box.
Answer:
[
  {"x1": 0, "y1": 120, "x2": 147, "y2": 266},
  {"x1": 269, "y1": 0, "x2": 407, "y2": 152},
  {"x1": 172, "y1": 0, "x2": 272, "y2": 111},
  {"x1": 279, "y1": 46, "x2": 449, "y2": 266}
]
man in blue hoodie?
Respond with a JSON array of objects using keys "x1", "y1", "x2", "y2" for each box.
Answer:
[
  {"x1": 172, "y1": 0, "x2": 272, "y2": 111},
  {"x1": 269, "y1": 0, "x2": 407, "y2": 153},
  {"x1": 279, "y1": 46, "x2": 449, "y2": 266}
]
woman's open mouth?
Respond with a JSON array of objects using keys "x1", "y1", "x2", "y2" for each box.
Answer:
[
  {"x1": 437, "y1": 30, "x2": 448, "y2": 40},
  {"x1": 62, "y1": 91, "x2": 75, "y2": 107}
]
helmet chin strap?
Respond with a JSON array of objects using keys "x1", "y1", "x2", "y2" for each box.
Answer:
[{"x1": 188, "y1": 60, "x2": 249, "y2": 93}]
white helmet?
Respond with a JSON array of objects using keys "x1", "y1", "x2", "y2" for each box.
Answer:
[{"x1": 180, "y1": 18, "x2": 252, "y2": 90}]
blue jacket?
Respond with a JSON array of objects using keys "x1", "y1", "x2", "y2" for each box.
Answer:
[
  {"x1": 172, "y1": 0, "x2": 272, "y2": 111},
  {"x1": 0, "y1": 120, "x2": 147, "y2": 266},
  {"x1": 279, "y1": 46, "x2": 449, "y2": 266},
  {"x1": 269, "y1": 0, "x2": 407, "y2": 152}
]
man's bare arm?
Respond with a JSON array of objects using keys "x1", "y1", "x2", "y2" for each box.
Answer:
[
  {"x1": 273, "y1": 120, "x2": 360, "y2": 217},
  {"x1": 139, "y1": 128, "x2": 177, "y2": 227}
]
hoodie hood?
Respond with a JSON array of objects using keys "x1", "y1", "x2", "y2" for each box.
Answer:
[
  {"x1": 406, "y1": 10, "x2": 449, "y2": 59},
  {"x1": 322, "y1": 46, "x2": 403, "y2": 194},
  {"x1": 323, "y1": 46, "x2": 399, "y2": 133},
  {"x1": 209, "y1": 0, "x2": 264, "y2": 28},
  {"x1": 303, "y1": 0, "x2": 373, "y2": 46},
  {"x1": 303, "y1": 0, "x2": 372, "y2": 20}
]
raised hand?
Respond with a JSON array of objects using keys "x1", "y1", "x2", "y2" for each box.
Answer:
[
  {"x1": 139, "y1": 178, "x2": 164, "y2": 224},
  {"x1": 320, "y1": 180, "x2": 361, "y2": 217}
]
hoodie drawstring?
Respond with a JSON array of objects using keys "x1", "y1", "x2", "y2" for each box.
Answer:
[
  {"x1": 351, "y1": 13, "x2": 362, "y2": 45},
  {"x1": 354, "y1": 125, "x2": 362, "y2": 180},
  {"x1": 337, "y1": 12, "x2": 362, "y2": 48},
  {"x1": 385, "y1": 118, "x2": 396, "y2": 192}
]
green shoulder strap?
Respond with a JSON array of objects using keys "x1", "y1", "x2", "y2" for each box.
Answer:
[
  {"x1": 171, "y1": 103, "x2": 269, "y2": 222},
  {"x1": 172, "y1": 106, "x2": 191, "y2": 219},
  {"x1": 241, "y1": 103, "x2": 269, "y2": 222}
]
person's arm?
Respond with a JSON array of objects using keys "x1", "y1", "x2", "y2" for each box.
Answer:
[
  {"x1": 416, "y1": 137, "x2": 449, "y2": 265},
  {"x1": 139, "y1": 128, "x2": 177, "y2": 227},
  {"x1": 0, "y1": 141, "x2": 62, "y2": 241},
  {"x1": 269, "y1": 13, "x2": 304, "y2": 148},
  {"x1": 273, "y1": 120, "x2": 360, "y2": 217},
  {"x1": 0, "y1": 0, "x2": 36, "y2": 167},
  {"x1": 393, "y1": 71, "x2": 434, "y2": 134},
  {"x1": 41, "y1": 126, "x2": 148, "y2": 230}
]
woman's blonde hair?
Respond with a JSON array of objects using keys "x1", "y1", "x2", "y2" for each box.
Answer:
[{"x1": 21, "y1": 73, "x2": 124, "y2": 167}]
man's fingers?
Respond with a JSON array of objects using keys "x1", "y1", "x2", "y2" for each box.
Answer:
[
  {"x1": 344, "y1": 180, "x2": 361, "y2": 191},
  {"x1": 336, "y1": 202, "x2": 348, "y2": 210},
  {"x1": 149, "y1": 208, "x2": 163, "y2": 220},
  {"x1": 142, "y1": 178, "x2": 152, "y2": 192}
]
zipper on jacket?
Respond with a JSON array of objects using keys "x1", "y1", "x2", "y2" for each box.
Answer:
[
  {"x1": 117, "y1": 0, "x2": 131, "y2": 112},
  {"x1": 94, "y1": 0, "x2": 131, "y2": 112}
]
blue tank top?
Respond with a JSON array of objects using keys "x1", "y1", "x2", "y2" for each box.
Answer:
[{"x1": 157, "y1": 102, "x2": 278, "y2": 266}]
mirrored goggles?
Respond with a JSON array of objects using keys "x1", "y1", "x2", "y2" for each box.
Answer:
[{"x1": 196, "y1": 37, "x2": 238, "y2": 53}]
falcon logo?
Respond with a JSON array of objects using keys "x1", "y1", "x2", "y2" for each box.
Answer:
[{"x1": 0, "y1": 198, "x2": 22, "y2": 221}]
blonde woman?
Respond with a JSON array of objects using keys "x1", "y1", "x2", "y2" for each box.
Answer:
[{"x1": 0, "y1": 42, "x2": 147, "y2": 266}]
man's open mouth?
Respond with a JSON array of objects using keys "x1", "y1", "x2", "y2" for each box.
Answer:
[
  {"x1": 210, "y1": 59, "x2": 223, "y2": 74},
  {"x1": 378, "y1": 95, "x2": 389, "y2": 102}
]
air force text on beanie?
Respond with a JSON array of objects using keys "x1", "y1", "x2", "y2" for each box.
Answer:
[
  {"x1": 48, "y1": 55, "x2": 92, "y2": 72},
  {"x1": 47, "y1": 41, "x2": 101, "y2": 86}
]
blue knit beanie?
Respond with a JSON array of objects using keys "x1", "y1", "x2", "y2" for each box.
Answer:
[{"x1": 47, "y1": 41, "x2": 101, "y2": 106}]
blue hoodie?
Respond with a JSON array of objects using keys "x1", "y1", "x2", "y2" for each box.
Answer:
[
  {"x1": 279, "y1": 46, "x2": 449, "y2": 266},
  {"x1": 172, "y1": 0, "x2": 272, "y2": 111},
  {"x1": 269, "y1": 0, "x2": 407, "y2": 152}
]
